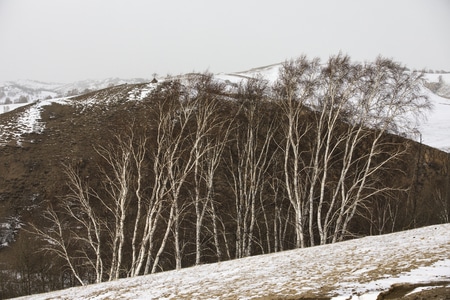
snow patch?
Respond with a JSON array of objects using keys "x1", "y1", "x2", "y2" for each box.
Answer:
[
  {"x1": 0, "y1": 98, "x2": 69, "y2": 146},
  {"x1": 0, "y1": 216, "x2": 22, "y2": 248},
  {"x1": 127, "y1": 82, "x2": 157, "y2": 101}
]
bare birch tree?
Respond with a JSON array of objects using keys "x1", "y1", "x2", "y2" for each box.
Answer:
[
  {"x1": 141, "y1": 83, "x2": 182, "y2": 274},
  {"x1": 226, "y1": 76, "x2": 275, "y2": 258},
  {"x1": 329, "y1": 57, "x2": 430, "y2": 242},
  {"x1": 127, "y1": 126, "x2": 151, "y2": 277},
  {"x1": 30, "y1": 163, "x2": 104, "y2": 285},
  {"x1": 133, "y1": 99, "x2": 172, "y2": 276},
  {"x1": 274, "y1": 56, "x2": 320, "y2": 248},
  {"x1": 305, "y1": 54, "x2": 361, "y2": 245},
  {"x1": 30, "y1": 204, "x2": 85, "y2": 286},
  {"x1": 62, "y1": 164, "x2": 104, "y2": 283},
  {"x1": 95, "y1": 134, "x2": 133, "y2": 280},
  {"x1": 274, "y1": 55, "x2": 429, "y2": 246},
  {"x1": 184, "y1": 73, "x2": 229, "y2": 265}
]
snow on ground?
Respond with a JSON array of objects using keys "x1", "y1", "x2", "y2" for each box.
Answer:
[
  {"x1": 418, "y1": 73, "x2": 450, "y2": 152},
  {"x1": 14, "y1": 224, "x2": 450, "y2": 299},
  {"x1": 0, "y1": 102, "x2": 31, "y2": 114},
  {"x1": 216, "y1": 63, "x2": 281, "y2": 85},
  {"x1": 423, "y1": 72, "x2": 450, "y2": 84},
  {"x1": 127, "y1": 82, "x2": 158, "y2": 101},
  {"x1": 416, "y1": 89, "x2": 450, "y2": 152},
  {"x1": 0, "y1": 98, "x2": 69, "y2": 146}
]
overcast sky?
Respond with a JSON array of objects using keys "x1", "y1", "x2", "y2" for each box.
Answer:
[{"x1": 0, "y1": 0, "x2": 449, "y2": 83}]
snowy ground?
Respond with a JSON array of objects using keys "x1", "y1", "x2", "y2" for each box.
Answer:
[
  {"x1": 417, "y1": 73, "x2": 450, "y2": 152},
  {"x1": 0, "y1": 98, "x2": 69, "y2": 146},
  {"x1": 0, "y1": 103, "x2": 32, "y2": 114},
  {"x1": 14, "y1": 224, "x2": 450, "y2": 300}
]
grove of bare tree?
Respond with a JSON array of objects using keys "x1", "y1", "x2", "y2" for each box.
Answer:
[{"x1": 24, "y1": 54, "x2": 434, "y2": 294}]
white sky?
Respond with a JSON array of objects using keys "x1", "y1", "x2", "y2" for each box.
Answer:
[{"x1": 0, "y1": 0, "x2": 449, "y2": 83}]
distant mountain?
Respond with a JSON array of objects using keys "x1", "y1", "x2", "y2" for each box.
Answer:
[
  {"x1": 0, "y1": 79, "x2": 60, "y2": 104},
  {"x1": 0, "y1": 77, "x2": 150, "y2": 114},
  {"x1": 52, "y1": 77, "x2": 150, "y2": 96}
]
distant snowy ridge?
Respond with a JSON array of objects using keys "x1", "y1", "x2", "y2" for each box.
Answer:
[
  {"x1": 15, "y1": 224, "x2": 450, "y2": 300},
  {"x1": 53, "y1": 77, "x2": 149, "y2": 95},
  {"x1": 0, "y1": 77, "x2": 150, "y2": 113},
  {"x1": 424, "y1": 73, "x2": 450, "y2": 99}
]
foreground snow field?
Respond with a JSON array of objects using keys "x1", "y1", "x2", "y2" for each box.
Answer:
[{"x1": 15, "y1": 224, "x2": 450, "y2": 300}]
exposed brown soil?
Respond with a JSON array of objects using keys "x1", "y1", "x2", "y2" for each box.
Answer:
[{"x1": 378, "y1": 282, "x2": 450, "y2": 299}]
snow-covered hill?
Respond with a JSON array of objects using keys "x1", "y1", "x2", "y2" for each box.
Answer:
[
  {"x1": 52, "y1": 77, "x2": 149, "y2": 96},
  {"x1": 412, "y1": 73, "x2": 450, "y2": 152},
  {"x1": 14, "y1": 224, "x2": 450, "y2": 300},
  {"x1": 219, "y1": 66, "x2": 450, "y2": 153},
  {"x1": 0, "y1": 77, "x2": 149, "y2": 114}
]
